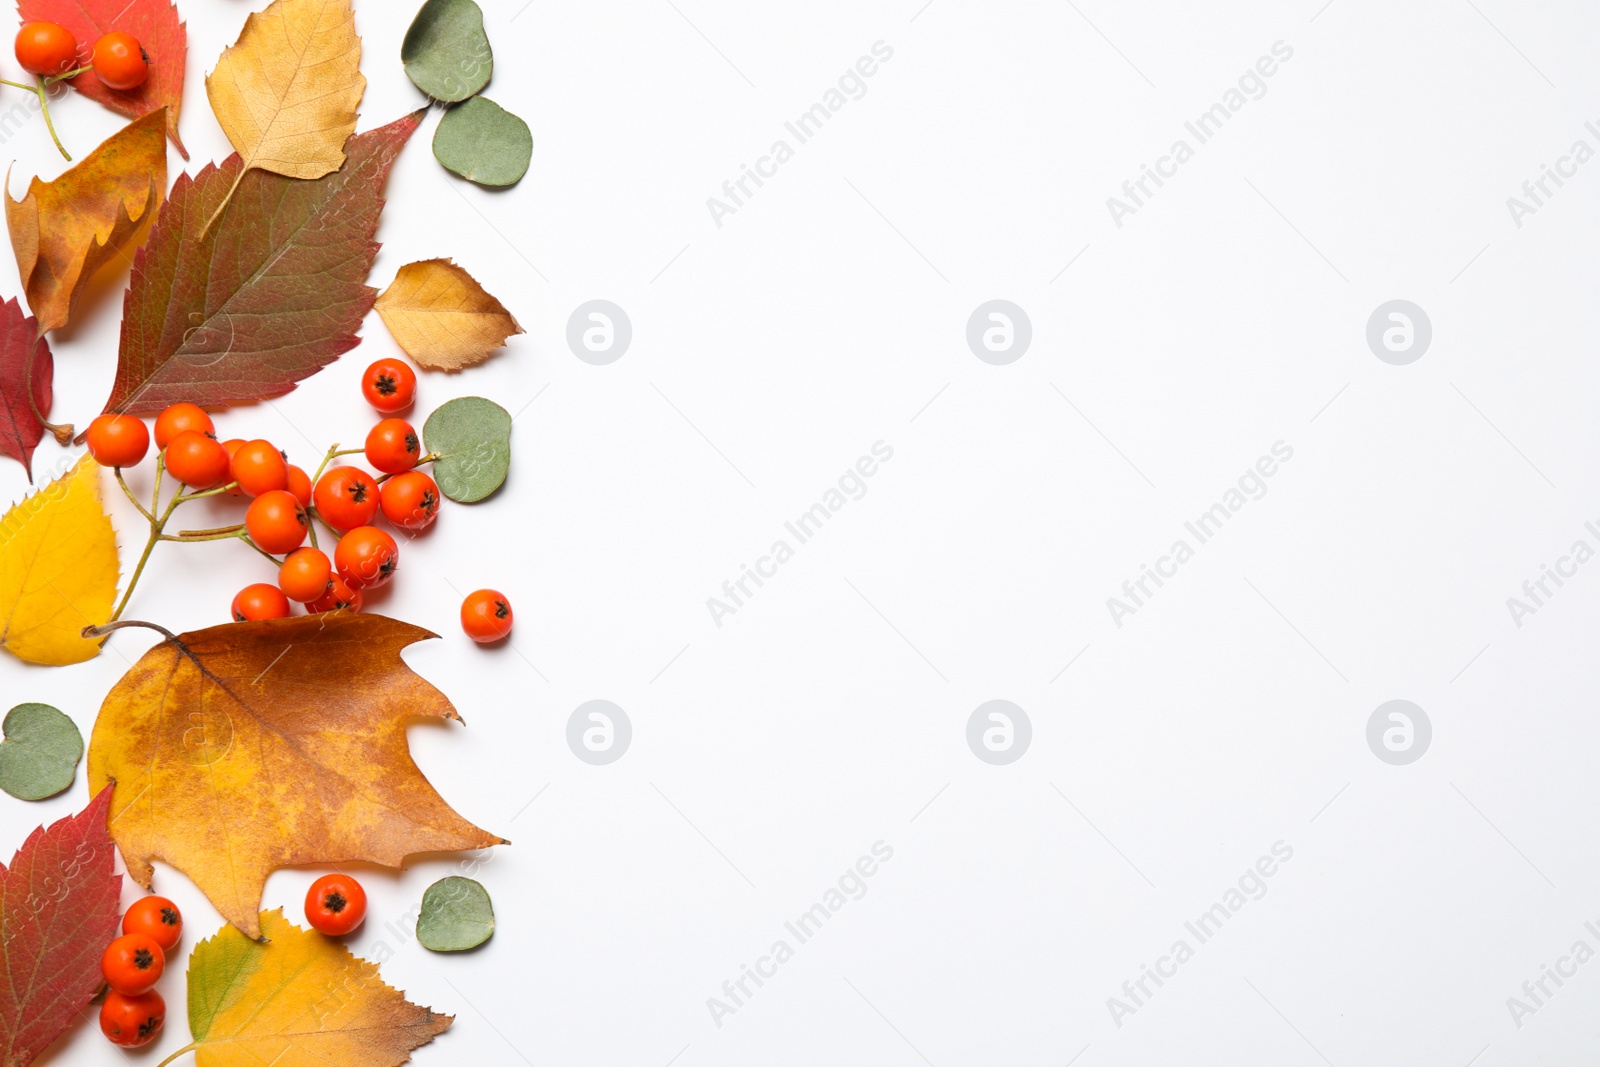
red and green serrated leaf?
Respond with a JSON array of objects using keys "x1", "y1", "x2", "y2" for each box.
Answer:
[
  {"x1": 101, "y1": 110, "x2": 423, "y2": 418},
  {"x1": 0, "y1": 297, "x2": 51, "y2": 481},
  {"x1": 17, "y1": 0, "x2": 188, "y2": 156},
  {"x1": 0, "y1": 786, "x2": 121, "y2": 1067}
]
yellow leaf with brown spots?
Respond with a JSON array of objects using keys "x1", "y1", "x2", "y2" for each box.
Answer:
[
  {"x1": 5, "y1": 109, "x2": 167, "y2": 334},
  {"x1": 0, "y1": 455, "x2": 118, "y2": 666},
  {"x1": 87, "y1": 613, "x2": 504, "y2": 939}
]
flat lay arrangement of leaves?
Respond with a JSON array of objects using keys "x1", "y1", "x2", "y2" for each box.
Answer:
[{"x1": 0, "y1": 0, "x2": 529, "y2": 1058}]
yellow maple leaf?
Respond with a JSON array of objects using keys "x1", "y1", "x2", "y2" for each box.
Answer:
[
  {"x1": 5, "y1": 109, "x2": 167, "y2": 335},
  {"x1": 171, "y1": 909, "x2": 451, "y2": 1066},
  {"x1": 87, "y1": 612, "x2": 504, "y2": 939},
  {"x1": 0, "y1": 455, "x2": 117, "y2": 666},
  {"x1": 374, "y1": 258, "x2": 525, "y2": 372},
  {"x1": 202, "y1": 0, "x2": 365, "y2": 232}
]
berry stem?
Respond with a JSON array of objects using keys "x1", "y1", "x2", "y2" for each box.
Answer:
[
  {"x1": 172, "y1": 524, "x2": 245, "y2": 538},
  {"x1": 113, "y1": 468, "x2": 154, "y2": 523},
  {"x1": 28, "y1": 76, "x2": 69, "y2": 160},
  {"x1": 375, "y1": 453, "x2": 439, "y2": 484}
]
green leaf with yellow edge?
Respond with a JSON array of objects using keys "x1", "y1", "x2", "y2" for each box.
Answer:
[
  {"x1": 181, "y1": 909, "x2": 452, "y2": 1066},
  {"x1": 0, "y1": 455, "x2": 117, "y2": 665}
]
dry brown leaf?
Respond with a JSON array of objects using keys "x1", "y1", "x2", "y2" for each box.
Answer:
[
  {"x1": 5, "y1": 109, "x2": 167, "y2": 334},
  {"x1": 374, "y1": 258, "x2": 524, "y2": 371},
  {"x1": 202, "y1": 0, "x2": 365, "y2": 231},
  {"x1": 86, "y1": 613, "x2": 504, "y2": 939}
]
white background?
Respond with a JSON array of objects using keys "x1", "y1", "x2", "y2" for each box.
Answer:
[{"x1": 3, "y1": 0, "x2": 1600, "y2": 1063}]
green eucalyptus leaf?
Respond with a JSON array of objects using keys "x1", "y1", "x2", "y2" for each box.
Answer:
[
  {"x1": 0, "y1": 703, "x2": 82, "y2": 801},
  {"x1": 416, "y1": 876, "x2": 495, "y2": 951},
  {"x1": 402, "y1": 0, "x2": 494, "y2": 103},
  {"x1": 433, "y1": 97, "x2": 532, "y2": 187},
  {"x1": 423, "y1": 396, "x2": 512, "y2": 503}
]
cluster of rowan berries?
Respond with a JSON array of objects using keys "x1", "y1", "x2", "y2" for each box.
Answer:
[
  {"x1": 83, "y1": 357, "x2": 514, "y2": 643},
  {"x1": 97, "y1": 896, "x2": 181, "y2": 1048}
]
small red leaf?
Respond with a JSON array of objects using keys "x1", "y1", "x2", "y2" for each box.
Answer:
[
  {"x1": 0, "y1": 786, "x2": 122, "y2": 1067},
  {"x1": 103, "y1": 111, "x2": 423, "y2": 417},
  {"x1": 0, "y1": 297, "x2": 52, "y2": 481},
  {"x1": 16, "y1": 0, "x2": 188, "y2": 157}
]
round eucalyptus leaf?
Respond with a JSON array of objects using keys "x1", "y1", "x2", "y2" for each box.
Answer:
[
  {"x1": 416, "y1": 876, "x2": 495, "y2": 951},
  {"x1": 0, "y1": 703, "x2": 82, "y2": 801},
  {"x1": 433, "y1": 97, "x2": 532, "y2": 187},
  {"x1": 402, "y1": 0, "x2": 493, "y2": 102},
  {"x1": 423, "y1": 396, "x2": 512, "y2": 503}
]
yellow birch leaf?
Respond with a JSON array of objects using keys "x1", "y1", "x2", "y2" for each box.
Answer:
[
  {"x1": 183, "y1": 909, "x2": 452, "y2": 1065},
  {"x1": 5, "y1": 109, "x2": 167, "y2": 334},
  {"x1": 203, "y1": 0, "x2": 365, "y2": 229},
  {"x1": 374, "y1": 258, "x2": 524, "y2": 371},
  {"x1": 87, "y1": 612, "x2": 505, "y2": 939},
  {"x1": 0, "y1": 455, "x2": 117, "y2": 666}
]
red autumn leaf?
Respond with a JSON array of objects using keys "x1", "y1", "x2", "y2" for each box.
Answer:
[
  {"x1": 0, "y1": 297, "x2": 52, "y2": 481},
  {"x1": 17, "y1": 0, "x2": 188, "y2": 157},
  {"x1": 101, "y1": 110, "x2": 423, "y2": 418},
  {"x1": 0, "y1": 785, "x2": 121, "y2": 1067}
]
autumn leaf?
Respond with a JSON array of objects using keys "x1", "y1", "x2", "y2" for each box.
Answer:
[
  {"x1": 0, "y1": 785, "x2": 122, "y2": 1067},
  {"x1": 87, "y1": 612, "x2": 505, "y2": 939},
  {"x1": 6, "y1": 109, "x2": 167, "y2": 335},
  {"x1": 100, "y1": 111, "x2": 422, "y2": 418},
  {"x1": 170, "y1": 909, "x2": 451, "y2": 1066},
  {"x1": 374, "y1": 258, "x2": 524, "y2": 371},
  {"x1": 0, "y1": 298, "x2": 51, "y2": 480},
  {"x1": 18, "y1": 0, "x2": 188, "y2": 155},
  {"x1": 204, "y1": 0, "x2": 365, "y2": 232},
  {"x1": 0, "y1": 455, "x2": 117, "y2": 666}
]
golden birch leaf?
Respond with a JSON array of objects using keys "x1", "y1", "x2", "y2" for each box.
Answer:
[
  {"x1": 202, "y1": 0, "x2": 365, "y2": 229},
  {"x1": 183, "y1": 909, "x2": 452, "y2": 1065},
  {"x1": 374, "y1": 258, "x2": 524, "y2": 371},
  {"x1": 0, "y1": 455, "x2": 117, "y2": 666},
  {"x1": 5, "y1": 109, "x2": 167, "y2": 334}
]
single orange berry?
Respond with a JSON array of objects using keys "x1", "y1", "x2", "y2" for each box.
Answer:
[
  {"x1": 231, "y1": 583, "x2": 291, "y2": 622},
  {"x1": 153, "y1": 402, "x2": 212, "y2": 448},
  {"x1": 99, "y1": 989, "x2": 164, "y2": 1048},
  {"x1": 101, "y1": 933, "x2": 163, "y2": 995},
  {"x1": 84, "y1": 414, "x2": 149, "y2": 468},
  {"x1": 361, "y1": 358, "x2": 416, "y2": 414},
  {"x1": 122, "y1": 896, "x2": 182, "y2": 951},
  {"x1": 15, "y1": 22, "x2": 77, "y2": 76},
  {"x1": 461, "y1": 589, "x2": 513, "y2": 643},
  {"x1": 91, "y1": 31, "x2": 146, "y2": 90},
  {"x1": 379, "y1": 470, "x2": 440, "y2": 531},
  {"x1": 278, "y1": 547, "x2": 332, "y2": 603},
  {"x1": 313, "y1": 466, "x2": 379, "y2": 532},
  {"x1": 163, "y1": 430, "x2": 229, "y2": 488},
  {"x1": 307, "y1": 574, "x2": 363, "y2": 613},
  {"x1": 286, "y1": 464, "x2": 313, "y2": 507},
  {"x1": 305, "y1": 873, "x2": 367, "y2": 935},
  {"x1": 364, "y1": 418, "x2": 420, "y2": 475},
  {"x1": 230, "y1": 439, "x2": 288, "y2": 496},
  {"x1": 334, "y1": 526, "x2": 397, "y2": 589},
  {"x1": 245, "y1": 490, "x2": 308, "y2": 555}
]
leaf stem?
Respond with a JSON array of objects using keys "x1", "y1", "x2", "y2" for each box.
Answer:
[
  {"x1": 82, "y1": 619, "x2": 178, "y2": 642},
  {"x1": 375, "y1": 453, "x2": 439, "y2": 484},
  {"x1": 150, "y1": 1041, "x2": 198, "y2": 1067},
  {"x1": 197, "y1": 166, "x2": 247, "y2": 240}
]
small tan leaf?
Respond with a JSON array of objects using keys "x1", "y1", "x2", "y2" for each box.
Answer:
[
  {"x1": 202, "y1": 0, "x2": 365, "y2": 230},
  {"x1": 374, "y1": 258, "x2": 524, "y2": 371}
]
